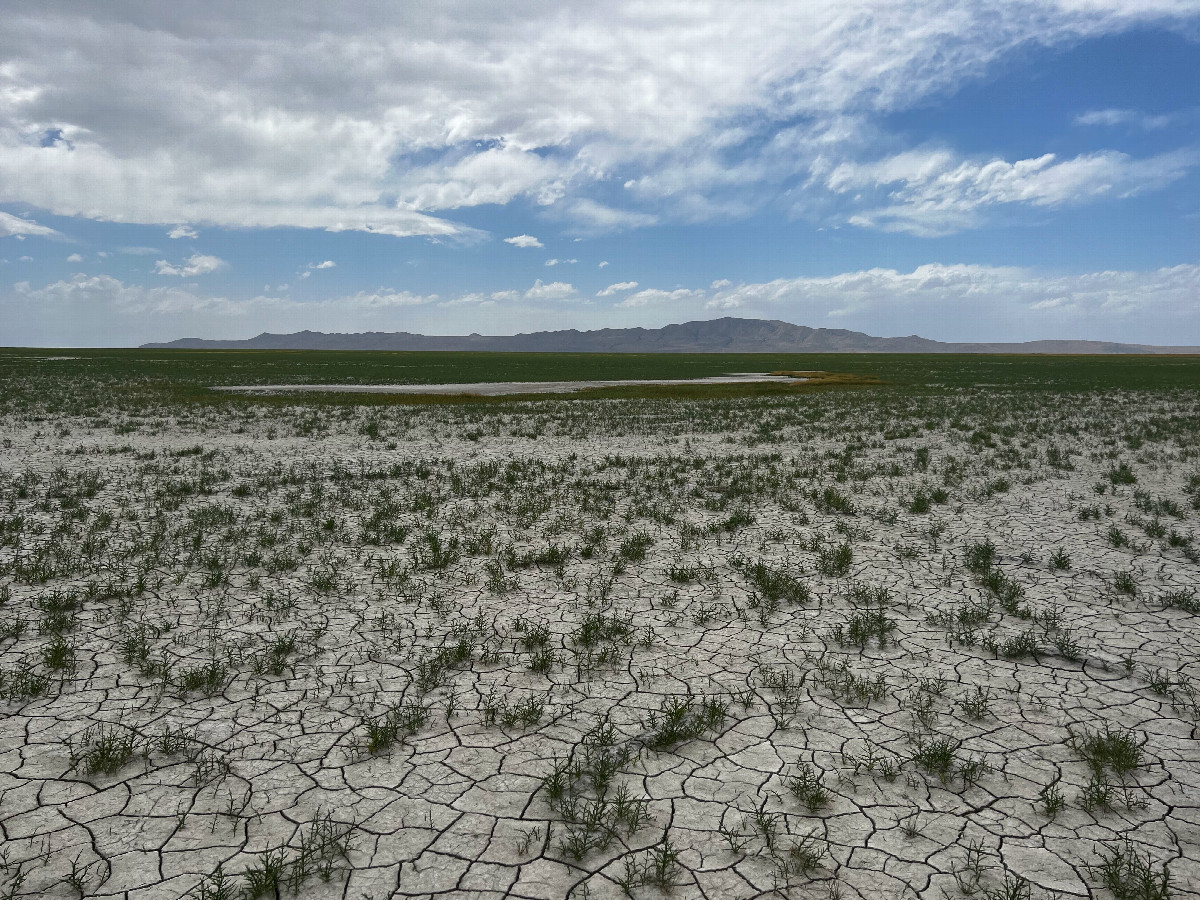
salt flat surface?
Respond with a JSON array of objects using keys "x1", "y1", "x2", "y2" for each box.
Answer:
[
  {"x1": 214, "y1": 373, "x2": 803, "y2": 395},
  {"x1": 0, "y1": 389, "x2": 1197, "y2": 899}
]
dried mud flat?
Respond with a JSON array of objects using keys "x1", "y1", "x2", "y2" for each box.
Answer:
[
  {"x1": 1, "y1": 387, "x2": 1198, "y2": 899},
  {"x1": 213, "y1": 374, "x2": 804, "y2": 396}
]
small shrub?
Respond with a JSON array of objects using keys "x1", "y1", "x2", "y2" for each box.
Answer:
[
  {"x1": 1070, "y1": 724, "x2": 1143, "y2": 778},
  {"x1": 1088, "y1": 839, "x2": 1170, "y2": 900},
  {"x1": 643, "y1": 695, "x2": 727, "y2": 751},
  {"x1": 963, "y1": 540, "x2": 996, "y2": 575},
  {"x1": 817, "y1": 542, "x2": 853, "y2": 577},
  {"x1": 617, "y1": 531, "x2": 654, "y2": 562},
  {"x1": 785, "y1": 762, "x2": 831, "y2": 812},
  {"x1": 912, "y1": 737, "x2": 959, "y2": 783},
  {"x1": 1111, "y1": 570, "x2": 1138, "y2": 596},
  {"x1": 362, "y1": 701, "x2": 428, "y2": 755},
  {"x1": 1108, "y1": 463, "x2": 1137, "y2": 485}
]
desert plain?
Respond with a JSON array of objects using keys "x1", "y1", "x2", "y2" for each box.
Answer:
[{"x1": 0, "y1": 351, "x2": 1197, "y2": 900}]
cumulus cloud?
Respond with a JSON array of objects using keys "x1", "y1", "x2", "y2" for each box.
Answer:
[
  {"x1": 9, "y1": 3, "x2": 1187, "y2": 236},
  {"x1": 309, "y1": 260, "x2": 336, "y2": 269},
  {"x1": 66, "y1": 253, "x2": 82, "y2": 263},
  {"x1": 504, "y1": 235, "x2": 543, "y2": 248},
  {"x1": 545, "y1": 258, "x2": 577, "y2": 266},
  {"x1": 0, "y1": 2, "x2": 1196, "y2": 247},
  {"x1": 154, "y1": 253, "x2": 227, "y2": 277},
  {"x1": 597, "y1": 281, "x2": 638, "y2": 296},
  {"x1": 523, "y1": 279, "x2": 576, "y2": 301},
  {"x1": 617, "y1": 288, "x2": 703, "y2": 308},
  {"x1": 0, "y1": 211, "x2": 58, "y2": 238}
]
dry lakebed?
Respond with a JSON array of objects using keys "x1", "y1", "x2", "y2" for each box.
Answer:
[{"x1": 0, "y1": 367, "x2": 1197, "y2": 899}]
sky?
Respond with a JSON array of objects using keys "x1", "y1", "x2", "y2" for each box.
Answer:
[{"x1": 1, "y1": 1, "x2": 1199, "y2": 347}]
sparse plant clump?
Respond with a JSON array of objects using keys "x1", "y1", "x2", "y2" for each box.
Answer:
[
  {"x1": 619, "y1": 839, "x2": 684, "y2": 894},
  {"x1": 1069, "y1": 724, "x2": 1143, "y2": 779},
  {"x1": 963, "y1": 540, "x2": 997, "y2": 575},
  {"x1": 1087, "y1": 838, "x2": 1171, "y2": 900},
  {"x1": 360, "y1": 700, "x2": 428, "y2": 755},
  {"x1": 911, "y1": 737, "x2": 959, "y2": 783},
  {"x1": 643, "y1": 695, "x2": 728, "y2": 751},
  {"x1": 785, "y1": 762, "x2": 832, "y2": 812},
  {"x1": 617, "y1": 531, "x2": 654, "y2": 562},
  {"x1": 539, "y1": 723, "x2": 652, "y2": 863},
  {"x1": 67, "y1": 723, "x2": 138, "y2": 776},
  {"x1": 1159, "y1": 589, "x2": 1199, "y2": 613},
  {"x1": 1038, "y1": 779, "x2": 1066, "y2": 818},
  {"x1": 830, "y1": 605, "x2": 897, "y2": 649},
  {"x1": 740, "y1": 559, "x2": 811, "y2": 606},
  {"x1": 817, "y1": 542, "x2": 853, "y2": 577},
  {"x1": 480, "y1": 692, "x2": 545, "y2": 729},
  {"x1": 1111, "y1": 570, "x2": 1138, "y2": 596},
  {"x1": 958, "y1": 685, "x2": 992, "y2": 721},
  {"x1": 1108, "y1": 463, "x2": 1137, "y2": 486}
]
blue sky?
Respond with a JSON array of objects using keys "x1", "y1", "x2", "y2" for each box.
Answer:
[{"x1": 2, "y1": 2, "x2": 1199, "y2": 346}]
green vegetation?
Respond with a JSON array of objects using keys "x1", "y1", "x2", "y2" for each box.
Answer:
[{"x1": 3, "y1": 349, "x2": 1200, "y2": 414}]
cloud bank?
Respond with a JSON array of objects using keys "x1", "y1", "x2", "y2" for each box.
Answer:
[
  {"x1": 2, "y1": 1, "x2": 1195, "y2": 237},
  {"x1": 6, "y1": 263, "x2": 1198, "y2": 347}
]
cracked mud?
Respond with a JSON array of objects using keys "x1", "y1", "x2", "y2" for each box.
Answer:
[{"x1": 1, "y1": 384, "x2": 1197, "y2": 899}]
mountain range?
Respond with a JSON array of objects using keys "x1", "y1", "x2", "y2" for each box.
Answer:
[{"x1": 142, "y1": 318, "x2": 1200, "y2": 354}]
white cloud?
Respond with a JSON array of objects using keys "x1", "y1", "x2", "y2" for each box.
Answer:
[
  {"x1": 0, "y1": 211, "x2": 58, "y2": 238},
  {"x1": 693, "y1": 263, "x2": 1200, "y2": 341},
  {"x1": 598, "y1": 260, "x2": 609, "y2": 268},
  {"x1": 66, "y1": 253, "x2": 82, "y2": 262},
  {"x1": 0, "y1": 4, "x2": 1195, "y2": 238},
  {"x1": 504, "y1": 234, "x2": 543, "y2": 248},
  {"x1": 523, "y1": 279, "x2": 576, "y2": 301},
  {"x1": 597, "y1": 281, "x2": 638, "y2": 296},
  {"x1": 545, "y1": 258, "x2": 577, "y2": 266},
  {"x1": 617, "y1": 288, "x2": 703, "y2": 308},
  {"x1": 2, "y1": 274, "x2": 442, "y2": 345},
  {"x1": 827, "y1": 148, "x2": 1195, "y2": 235},
  {"x1": 309, "y1": 260, "x2": 336, "y2": 269},
  {"x1": 1073, "y1": 108, "x2": 1174, "y2": 129},
  {"x1": 154, "y1": 253, "x2": 227, "y2": 277},
  {"x1": 400, "y1": 145, "x2": 570, "y2": 210},
  {"x1": 6, "y1": 263, "x2": 1200, "y2": 346},
  {"x1": 563, "y1": 200, "x2": 658, "y2": 232}
]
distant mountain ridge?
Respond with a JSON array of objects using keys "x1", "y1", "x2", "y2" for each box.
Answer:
[{"x1": 141, "y1": 318, "x2": 1200, "y2": 354}]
